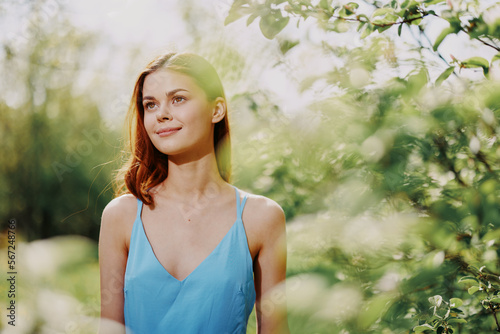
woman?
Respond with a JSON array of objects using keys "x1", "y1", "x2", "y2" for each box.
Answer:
[{"x1": 99, "y1": 52, "x2": 289, "y2": 334}]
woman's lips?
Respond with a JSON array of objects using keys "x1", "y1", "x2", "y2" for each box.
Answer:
[{"x1": 156, "y1": 127, "x2": 181, "y2": 137}]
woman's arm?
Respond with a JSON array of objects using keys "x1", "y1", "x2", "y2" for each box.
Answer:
[
  {"x1": 253, "y1": 198, "x2": 290, "y2": 334},
  {"x1": 98, "y1": 196, "x2": 135, "y2": 333}
]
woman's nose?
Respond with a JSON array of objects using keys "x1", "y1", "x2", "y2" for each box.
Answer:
[{"x1": 156, "y1": 104, "x2": 172, "y2": 121}]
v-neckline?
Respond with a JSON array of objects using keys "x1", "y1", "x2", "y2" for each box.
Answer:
[{"x1": 139, "y1": 188, "x2": 241, "y2": 283}]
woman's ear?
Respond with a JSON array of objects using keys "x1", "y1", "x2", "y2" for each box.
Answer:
[{"x1": 211, "y1": 97, "x2": 226, "y2": 123}]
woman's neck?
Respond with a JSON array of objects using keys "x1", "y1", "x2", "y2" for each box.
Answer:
[{"x1": 155, "y1": 150, "x2": 228, "y2": 203}]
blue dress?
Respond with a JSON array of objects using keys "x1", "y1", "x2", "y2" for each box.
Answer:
[{"x1": 124, "y1": 185, "x2": 256, "y2": 333}]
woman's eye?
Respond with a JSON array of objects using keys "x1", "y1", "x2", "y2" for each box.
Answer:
[
  {"x1": 144, "y1": 102, "x2": 156, "y2": 110},
  {"x1": 172, "y1": 96, "x2": 186, "y2": 104}
]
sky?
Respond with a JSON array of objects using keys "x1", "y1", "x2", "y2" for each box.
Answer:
[
  {"x1": 65, "y1": 0, "x2": 499, "y2": 98},
  {"x1": 1, "y1": 0, "x2": 498, "y2": 120},
  {"x1": 63, "y1": 0, "x2": 312, "y2": 118}
]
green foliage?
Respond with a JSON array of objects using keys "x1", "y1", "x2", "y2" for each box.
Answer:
[
  {"x1": 226, "y1": 0, "x2": 500, "y2": 333},
  {"x1": 225, "y1": 0, "x2": 500, "y2": 63},
  {"x1": 0, "y1": 1, "x2": 119, "y2": 240},
  {"x1": 0, "y1": 236, "x2": 100, "y2": 331},
  {"x1": 461, "y1": 56, "x2": 490, "y2": 76},
  {"x1": 413, "y1": 295, "x2": 467, "y2": 333},
  {"x1": 435, "y1": 66, "x2": 455, "y2": 86}
]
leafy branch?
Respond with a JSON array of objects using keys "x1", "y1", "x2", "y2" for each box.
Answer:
[
  {"x1": 225, "y1": 0, "x2": 500, "y2": 80},
  {"x1": 309, "y1": 6, "x2": 433, "y2": 28},
  {"x1": 476, "y1": 37, "x2": 500, "y2": 52}
]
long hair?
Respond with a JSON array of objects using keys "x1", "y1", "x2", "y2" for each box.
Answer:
[{"x1": 114, "y1": 52, "x2": 231, "y2": 205}]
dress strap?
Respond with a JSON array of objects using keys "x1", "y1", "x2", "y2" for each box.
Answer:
[
  {"x1": 232, "y1": 185, "x2": 248, "y2": 220},
  {"x1": 136, "y1": 198, "x2": 143, "y2": 220}
]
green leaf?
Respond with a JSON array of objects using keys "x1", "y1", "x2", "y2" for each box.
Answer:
[
  {"x1": 344, "y1": 2, "x2": 359, "y2": 15},
  {"x1": 407, "y1": 68, "x2": 429, "y2": 93},
  {"x1": 299, "y1": 75, "x2": 321, "y2": 92},
  {"x1": 331, "y1": 19, "x2": 351, "y2": 33},
  {"x1": 259, "y1": 10, "x2": 290, "y2": 39},
  {"x1": 414, "y1": 324, "x2": 435, "y2": 332},
  {"x1": 372, "y1": 8, "x2": 394, "y2": 18},
  {"x1": 376, "y1": 25, "x2": 392, "y2": 33},
  {"x1": 448, "y1": 317, "x2": 467, "y2": 324},
  {"x1": 346, "y1": 2, "x2": 359, "y2": 10},
  {"x1": 357, "y1": 293, "x2": 396, "y2": 329},
  {"x1": 467, "y1": 266, "x2": 481, "y2": 275},
  {"x1": 462, "y1": 56, "x2": 489, "y2": 76},
  {"x1": 463, "y1": 57, "x2": 489, "y2": 68},
  {"x1": 468, "y1": 286, "x2": 480, "y2": 295},
  {"x1": 360, "y1": 23, "x2": 373, "y2": 39},
  {"x1": 433, "y1": 27, "x2": 454, "y2": 51},
  {"x1": 459, "y1": 276, "x2": 479, "y2": 284},
  {"x1": 357, "y1": 13, "x2": 369, "y2": 22},
  {"x1": 384, "y1": 13, "x2": 399, "y2": 24},
  {"x1": 247, "y1": 12, "x2": 260, "y2": 26},
  {"x1": 319, "y1": 0, "x2": 330, "y2": 10},
  {"x1": 401, "y1": 0, "x2": 419, "y2": 9},
  {"x1": 224, "y1": 0, "x2": 252, "y2": 26},
  {"x1": 490, "y1": 297, "x2": 500, "y2": 303},
  {"x1": 429, "y1": 295, "x2": 443, "y2": 307},
  {"x1": 398, "y1": 23, "x2": 403, "y2": 36},
  {"x1": 435, "y1": 66, "x2": 454, "y2": 86},
  {"x1": 411, "y1": 18, "x2": 422, "y2": 25},
  {"x1": 357, "y1": 20, "x2": 367, "y2": 32},
  {"x1": 482, "y1": 228, "x2": 500, "y2": 241},
  {"x1": 279, "y1": 39, "x2": 299, "y2": 54},
  {"x1": 449, "y1": 298, "x2": 463, "y2": 307},
  {"x1": 492, "y1": 53, "x2": 500, "y2": 63}
]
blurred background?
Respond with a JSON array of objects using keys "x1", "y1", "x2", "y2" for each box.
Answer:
[{"x1": 0, "y1": 0, "x2": 499, "y2": 333}]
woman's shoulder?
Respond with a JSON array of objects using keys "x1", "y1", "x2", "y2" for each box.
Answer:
[
  {"x1": 239, "y1": 189, "x2": 286, "y2": 228},
  {"x1": 238, "y1": 189, "x2": 286, "y2": 253},
  {"x1": 101, "y1": 194, "x2": 138, "y2": 227}
]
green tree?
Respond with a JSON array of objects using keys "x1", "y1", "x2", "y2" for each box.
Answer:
[{"x1": 0, "y1": 0, "x2": 119, "y2": 241}]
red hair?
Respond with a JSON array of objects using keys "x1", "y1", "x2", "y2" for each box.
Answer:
[{"x1": 114, "y1": 52, "x2": 231, "y2": 206}]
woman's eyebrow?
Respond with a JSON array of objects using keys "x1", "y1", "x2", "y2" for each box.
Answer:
[
  {"x1": 166, "y1": 88, "x2": 189, "y2": 97},
  {"x1": 142, "y1": 88, "x2": 189, "y2": 102}
]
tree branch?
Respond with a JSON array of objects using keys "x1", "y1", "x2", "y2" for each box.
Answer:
[
  {"x1": 419, "y1": 27, "x2": 455, "y2": 69},
  {"x1": 490, "y1": 306, "x2": 500, "y2": 332},
  {"x1": 475, "y1": 37, "x2": 500, "y2": 52},
  {"x1": 330, "y1": 12, "x2": 429, "y2": 28},
  {"x1": 433, "y1": 135, "x2": 468, "y2": 187}
]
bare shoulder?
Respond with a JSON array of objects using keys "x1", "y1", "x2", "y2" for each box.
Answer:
[
  {"x1": 240, "y1": 190, "x2": 286, "y2": 241},
  {"x1": 100, "y1": 194, "x2": 138, "y2": 248},
  {"x1": 102, "y1": 194, "x2": 138, "y2": 225},
  {"x1": 244, "y1": 193, "x2": 285, "y2": 224},
  {"x1": 238, "y1": 189, "x2": 287, "y2": 263}
]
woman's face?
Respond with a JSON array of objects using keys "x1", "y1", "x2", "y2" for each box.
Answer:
[{"x1": 142, "y1": 69, "x2": 224, "y2": 158}]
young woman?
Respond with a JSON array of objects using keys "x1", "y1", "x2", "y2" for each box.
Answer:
[{"x1": 99, "y1": 52, "x2": 289, "y2": 334}]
